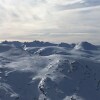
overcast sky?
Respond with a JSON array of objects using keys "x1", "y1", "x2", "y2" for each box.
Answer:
[{"x1": 0, "y1": 0, "x2": 100, "y2": 44}]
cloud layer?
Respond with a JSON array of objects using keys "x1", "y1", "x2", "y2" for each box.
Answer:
[{"x1": 0, "y1": 0, "x2": 100, "y2": 43}]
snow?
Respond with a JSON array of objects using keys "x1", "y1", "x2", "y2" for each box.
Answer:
[
  {"x1": 63, "y1": 94, "x2": 84, "y2": 100},
  {"x1": 0, "y1": 41, "x2": 100, "y2": 100},
  {"x1": 74, "y1": 41, "x2": 98, "y2": 50}
]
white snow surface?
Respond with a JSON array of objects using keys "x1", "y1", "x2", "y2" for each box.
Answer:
[{"x1": 0, "y1": 41, "x2": 100, "y2": 100}]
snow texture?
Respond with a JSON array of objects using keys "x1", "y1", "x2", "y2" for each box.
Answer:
[{"x1": 0, "y1": 41, "x2": 100, "y2": 100}]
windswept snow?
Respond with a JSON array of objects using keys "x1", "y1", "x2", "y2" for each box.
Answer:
[{"x1": 0, "y1": 41, "x2": 100, "y2": 100}]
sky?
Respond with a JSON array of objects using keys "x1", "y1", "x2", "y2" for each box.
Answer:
[{"x1": 0, "y1": 0, "x2": 100, "y2": 44}]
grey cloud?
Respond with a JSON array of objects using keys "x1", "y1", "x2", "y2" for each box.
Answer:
[
  {"x1": 56, "y1": 0, "x2": 100, "y2": 11},
  {"x1": 0, "y1": 0, "x2": 100, "y2": 44}
]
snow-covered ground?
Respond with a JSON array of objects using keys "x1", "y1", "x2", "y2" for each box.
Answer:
[{"x1": 0, "y1": 41, "x2": 100, "y2": 100}]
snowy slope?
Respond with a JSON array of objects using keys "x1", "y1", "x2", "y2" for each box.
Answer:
[
  {"x1": 0, "y1": 41, "x2": 100, "y2": 100},
  {"x1": 74, "y1": 42, "x2": 98, "y2": 50}
]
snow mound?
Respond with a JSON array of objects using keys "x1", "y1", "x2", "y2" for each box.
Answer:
[{"x1": 74, "y1": 42, "x2": 97, "y2": 50}]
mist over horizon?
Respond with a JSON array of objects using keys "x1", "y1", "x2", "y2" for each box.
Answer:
[{"x1": 0, "y1": 33, "x2": 100, "y2": 45}]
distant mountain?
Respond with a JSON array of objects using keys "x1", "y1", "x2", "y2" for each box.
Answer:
[
  {"x1": 1, "y1": 40, "x2": 74, "y2": 48},
  {"x1": 24, "y1": 40, "x2": 57, "y2": 47},
  {"x1": 74, "y1": 41, "x2": 98, "y2": 50},
  {"x1": 58, "y1": 42, "x2": 71, "y2": 48},
  {"x1": 1, "y1": 41, "x2": 23, "y2": 48}
]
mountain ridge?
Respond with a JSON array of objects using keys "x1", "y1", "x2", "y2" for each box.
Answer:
[{"x1": 0, "y1": 41, "x2": 100, "y2": 100}]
